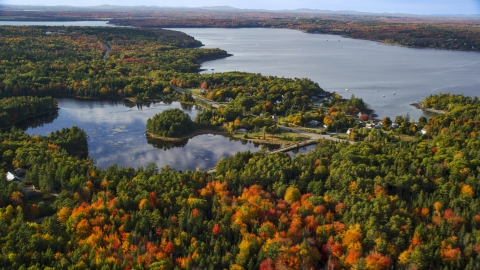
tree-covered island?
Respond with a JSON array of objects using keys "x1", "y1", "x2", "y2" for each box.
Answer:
[{"x1": 146, "y1": 109, "x2": 194, "y2": 141}]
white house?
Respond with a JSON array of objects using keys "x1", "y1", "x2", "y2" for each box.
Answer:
[
  {"x1": 391, "y1": 123, "x2": 399, "y2": 129},
  {"x1": 6, "y1": 172, "x2": 19, "y2": 182},
  {"x1": 420, "y1": 128, "x2": 428, "y2": 135},
  {"x1": 347, "y1": 128, "x2": 353, "y2": 135}
]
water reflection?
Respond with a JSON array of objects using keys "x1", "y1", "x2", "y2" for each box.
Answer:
[
  {"x1": 25, "y1": 99, "x2": 269, "y2": 171},
  {"x1": 146, "y1": 136, "x2": 188, "y2": 150},
  {"x1": 180, "y1": 103, "x2": 194, "y2": 111},
  {"x1": 287, "y1": 144, "x2": 317, "y2": 157},
  {"x1": 16, "y1": 111, "x2": 59, "y2": 131}
]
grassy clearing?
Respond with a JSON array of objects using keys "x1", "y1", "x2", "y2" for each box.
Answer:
[
  {"x1": 189, "y1": 89, "x2": 204, "y2": 95},
  {"x1": 231, "y1": 130, "x2": 310, "y2": 146},
  {"x1": 332, "y1": 134, "x2": 349, "y2": 140}
]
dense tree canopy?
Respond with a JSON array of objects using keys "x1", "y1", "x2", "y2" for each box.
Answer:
[
  {"x1": 1, "y1": 21, "x2": 480, "y2": 269},
  {"x1": 0, "y1": 26, "x2": 228, "y2": 100},
  {"x1": 146, "y1": 108, "x2": 194, "y2": 138},
  {"x1": 1, "y1": 94, "x2": 479, "y2": 269}
]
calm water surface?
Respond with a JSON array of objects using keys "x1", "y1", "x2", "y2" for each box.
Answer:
[
  {"x1": 169, "y1": 28, "x2": 480, "y2": 120},
  {"x1": 24, "y1": 99, "x2": 266, "y2": 170}
]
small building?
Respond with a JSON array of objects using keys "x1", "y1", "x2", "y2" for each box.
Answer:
[
  {"x1": 420, "y1": 128, "x2": 428, "y2": 135},
  {"x1": 21, "y1": 187, "x2": 41, "y2": 199},
  {"x1": 6, "y1": 172, "x2": 19, "y2": 182},
  {"x1": 391, "y1": 123, "x2": 399, "y2": 129},
  {"x1": 347, "y1": 128, "x2": 353, "y2": 135},
  {"x1": 366, "y1": 123, "x2": 373, "y2": 129}
]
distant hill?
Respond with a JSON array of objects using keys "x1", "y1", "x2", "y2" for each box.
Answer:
[{"x1": 1, "y1": 4, "x2": 479, "y2": 18}]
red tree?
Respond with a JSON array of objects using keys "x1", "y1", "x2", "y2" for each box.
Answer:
[{"x1": 212, "y1": 223, "x2": 222, "y2": 235}]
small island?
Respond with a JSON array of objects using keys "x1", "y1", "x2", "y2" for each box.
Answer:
[{"x1": 146, "y1": 109, "x2": 195, "y2": 141}]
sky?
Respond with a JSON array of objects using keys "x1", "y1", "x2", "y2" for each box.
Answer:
[{"x1": 1, "y1": 0, "x2": 480, "y2": 15}]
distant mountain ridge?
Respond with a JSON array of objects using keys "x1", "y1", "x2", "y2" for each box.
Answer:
[{"x1": 1, "y1": 4, "x2": 479, "y2": 18}]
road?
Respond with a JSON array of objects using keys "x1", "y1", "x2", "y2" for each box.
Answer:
[
  {"x1": 100, "y1": 41, "x2": 111, "y2": 61},
  {"x1": 173, "y1": 87, "x2": 220, "y2": 108},
  {"x1": 277, "y1": 125, "x2": 353, "y2": 144}
]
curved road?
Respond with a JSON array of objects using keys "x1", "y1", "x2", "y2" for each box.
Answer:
[{"x1": 101, "y1": 41, "x2": 111, "y2": 61}]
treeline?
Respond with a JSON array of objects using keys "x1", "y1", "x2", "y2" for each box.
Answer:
[
  {"x1": 0, "y1": 96, "x2": 57, "y2": 128},
  {"x1": 1, "y1": 94, "x2": 480, "y2": 268}
]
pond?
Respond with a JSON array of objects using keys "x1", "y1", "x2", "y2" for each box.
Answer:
[{"x1": 23, "y1": 99, "x2": 271, "y2": 171}]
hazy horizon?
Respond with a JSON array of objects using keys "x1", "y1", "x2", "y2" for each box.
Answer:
[{"x1": 1, "y1": 0, "x2": 480, "y2": 15}]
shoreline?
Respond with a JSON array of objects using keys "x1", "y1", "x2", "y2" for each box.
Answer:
[
  {"x1": 196, "y1": 53, "x2": 233, "y2": 64},
  {"x1": 146, "y1": 127, "x2": 229, "y2": 142},
  {"x1": 410, "y1": 102, "x2": 446, "y2": 114},
  {"x1": 146, "y1": 126, "x2": 309, "y2": 148}
]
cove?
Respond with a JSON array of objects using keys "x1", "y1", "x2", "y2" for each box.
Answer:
[{"x1": 170, "y1": 28, "x2": 480, "y2": 120}]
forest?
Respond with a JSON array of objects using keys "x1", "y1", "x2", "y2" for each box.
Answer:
[
  {"x1": 2, "y1": 24, "x2": 480, "y2": 269},
  {"x1": 1, "y1": 93, "x2": 480, "y2": 269},
  {"x1": 0, "y1": 26, "x2": 228, "y2": 99}
]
